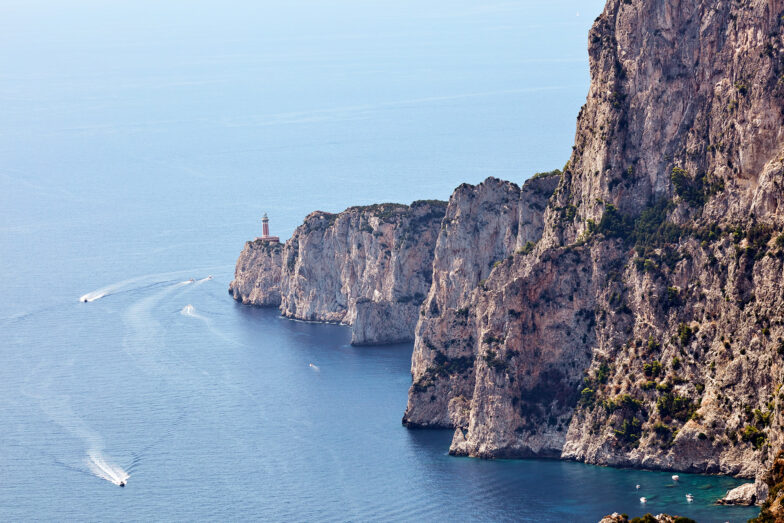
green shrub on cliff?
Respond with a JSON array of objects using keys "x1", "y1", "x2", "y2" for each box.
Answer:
[
  {"x1": 643, "y1": 360, "x2": 662, "y2": 378},
  {"x1": 657, "y1": 393, "x2": 695, "y2": 422},
  {"x1": 670, "y1": 167, "x2": 723, "y2": 207},
  {"x1": 596, "y1": 362, "x2": 611, "y2": 383},
  {"x1": 741, "y1": 424, "x2": 767, "y2": 450},
  {"x1": 613, "y1": 417, "x2": 642, "y2": 446},
  {"x1": 517, "y1": 241, "x2": 536, "y2": 255},
  {"x1": 531, "y1": 168, "x2": 562, "y2": 180},
  {"x1": 744, "y1": 223, "x2": 773, "y2": 260},
  {"x1": 483, "y1": 349, "x2": 508, "y2": 372},
  {"x1": 579, "y1": 387, "x2": 596, "y2": 407},
  {"x1": 677, "y1": 323, "x2": 694, "y2": 346}
]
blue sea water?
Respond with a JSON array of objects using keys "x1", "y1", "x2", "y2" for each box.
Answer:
[{"x1": 0, "y1": 1, "x2": 760, "y2": 521}]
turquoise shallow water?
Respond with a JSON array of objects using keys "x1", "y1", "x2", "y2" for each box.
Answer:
[{"x1": 0, "y1": 1, "x2": 761, "y2": 520}]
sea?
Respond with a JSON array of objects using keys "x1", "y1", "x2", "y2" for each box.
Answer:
[{"x1": 0, "y1": 0, "x2": 760, "y2": 521}]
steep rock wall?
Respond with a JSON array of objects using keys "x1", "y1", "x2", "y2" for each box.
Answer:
[
  {"x1": 405, "y1": 0, "x2": 784, "y2": 480},
  {"x1": 403, "y1": 175, "x2": 558, "y2": 428},
  {"x1": 229, "y1": 240, "x2": 283, "y2": 306},
  {"x1": 230, "y1": 200, "x2": 446, "y2": 345}
]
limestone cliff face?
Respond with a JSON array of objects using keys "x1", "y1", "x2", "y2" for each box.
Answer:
[
  {"x1": 403, "y1": 0, "x2": 784, "y2": 480},
  {"x1": 230, "y1": 200, "x2": 446, "y2": 345},
  {"x1": 543, "y1": 0, "x2": 784, "y2": 248},
  {"x1": 231, "y1": 0, "x2": 784, "y2": 485},
  {"x1": 555, "y1": 0, "x2": 784, "y2": 478},
  {"x1": 229, "y1": 240, "x2": 283, "y2": 306},
  {"x1": 403, "y1": 175, "x2": 558, "y2": 428}
]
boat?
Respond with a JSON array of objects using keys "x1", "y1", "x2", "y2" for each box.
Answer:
[
  {"x1": 640, "y1": 497, "x2": 647, "y2": 503},
  {"x1": 119, "y1": 481, "x2": 126, "y2": 487},
  {"x1": 672, "y1": 475, "x2": 680, "y2": 481}
]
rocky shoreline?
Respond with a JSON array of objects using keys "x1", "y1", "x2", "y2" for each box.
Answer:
[
  {"x1": 230, "y1": 200, "x2": 446, "y2": 345},
  {"x1": 231, "y1": 0, "x2": 784, "y2": 515}
]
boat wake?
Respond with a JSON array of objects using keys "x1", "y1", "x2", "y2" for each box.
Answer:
[
  {"x1": 80, "y1": 272, "x2": 181, "y2": 303},
  {"x1": 193, "y1": 275, "x2": 213, "y2": 286},
  {"x1": 79, "y1": 269, "x2": 219, "y2": 303},
  {"x1": 79, "y1": 291, "x2": 107, "y2": 303},
  {"x1": 180, "y1": 304, "x2": 207, "y2": 321},
  {"x1": 87, "y1": 451, "x2": 129, "y2": 486},
  {"x1": 21, "y1": 362, "x2": 131, "y2": 487}
]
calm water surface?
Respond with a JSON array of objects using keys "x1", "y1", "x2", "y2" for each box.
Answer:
[{"x1": 0, "y1": 1, "x2": 759, "y2": 520}]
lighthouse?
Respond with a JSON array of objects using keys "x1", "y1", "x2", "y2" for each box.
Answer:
[{"x1": 258, "y1": 213, "x2": 280, "y2": 243}]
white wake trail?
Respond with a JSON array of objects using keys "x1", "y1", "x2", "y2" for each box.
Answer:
[
  {"x1": 79, "y1": 273, "x2": 164, "y2": 303},
  {"x1": 193, "y1": 275, "x2": 213, "y2": 286},
  {"x1": 87, "y1": 451, "x2": 129, "y2": 486},
  {"x1": 21, "y1": 362, "x2": 130, "y2": 487},
  {"x1": 79, "y1": 291, "x2": 107, "y2": 303},
  {"x1": 180, "y1": 304, "x2": 207, "y2": 321},
  {"x1": 79, "y1": 268, "x2": 222, "y2": 303}
]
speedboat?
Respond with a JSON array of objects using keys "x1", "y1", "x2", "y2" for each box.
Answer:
[
  {"x1": 686, "y1": 494, "x2": 693, "y2": 502},
  {"x1": 672, "y1": 475, "x2": 680, "y2": 481},
  {"x1": 640, "y1": 497, "x2": 647, "y2": 503}
]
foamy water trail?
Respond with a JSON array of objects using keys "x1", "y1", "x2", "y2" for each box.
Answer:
[
  {"x1": 87, "y1": 451, "x2": 129, "y2": 486},
  {"x1": 21, "y1": 362, "x2": 129, "y2": 486},
  {"x1": 79, "y1": 274, "x2": 161, "y2": 303},
  {"x1": 193, "y1": 275, "x2": 213, "y2": 286},
  {"x1": 79, "y1": 269, "x2": 209, "y2": 303},
  {"x1": 79, "y1": 291, "x2": 107, "y2": 303},
  {"x1": 180, "y1": 304, "x2": 207, "y2": 321}
]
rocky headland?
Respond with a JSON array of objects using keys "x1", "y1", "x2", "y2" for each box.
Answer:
[
  {"x1": 232, "y1": 0, "x2": 784, "y2": 509},
  {"x1": 230, "y1": 200, "x2": 446, "y2": 345}
]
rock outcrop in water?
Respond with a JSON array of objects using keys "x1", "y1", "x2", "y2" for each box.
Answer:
[
  {"x1": 599, "y1": 514, "x2": 694, "y2": 523},
  {"x1": 230, "y1": 200, "x2": 446, "y2": 345}
]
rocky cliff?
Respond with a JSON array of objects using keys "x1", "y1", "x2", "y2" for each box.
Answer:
[
  {"x1": 230, "y1": 240, "x2": 283, "y2": 307},
  {"x1": 402, "y1": 175, "x2": 558, "y2": 429},
  {"x1": 231, "y1": 0, "x2": 784, "y2": 489},
  {"x1": 230, "y1": 200, "x2": 446, "y2": 345},
  {"x1": 402, "y1": 0, "x2": 784, "y2": 481}
]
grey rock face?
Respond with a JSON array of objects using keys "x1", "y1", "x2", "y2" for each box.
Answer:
[
  {"x1": 232, "y1": 0, "x2": 784, "y2": 494},
  {"x1": 403, "y1": 176, "x2": 558, "y2": 429},
  {"x1": 229, "y1": 240, "x2": 283, "y2": 306},
  {"x1": 230, "y1": 200, "x2": 446, "y2": 345},
  {"x1": 404, "y1": 0, "x2": 784, "y2": 485},
  {"x1": 718, "y1": 482, "x2": 758, "y2": 506}
]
